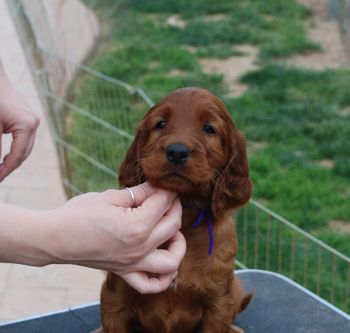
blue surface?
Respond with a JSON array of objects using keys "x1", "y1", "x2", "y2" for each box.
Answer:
[
  {"x1": 235, "y1": 270, "x2": 350, "y2": 333},
  {"x1": 0, "y1": 304, "x2": 100, "y2": 333},
  {"x1": 0, "y1": 270, "x2": 349, "y2": 332}
]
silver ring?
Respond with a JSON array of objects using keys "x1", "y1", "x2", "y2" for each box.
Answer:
[{"x1": 125, "y1": 187, "x2": 135, "y2": 207}]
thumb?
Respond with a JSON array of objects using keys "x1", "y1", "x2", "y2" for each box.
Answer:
[
  {"x1": 103, "y1": 182, "x2": 158, "y2": 208},
  {"x1": 119, "y1": 271, "x2": 177, "y2": 294}
]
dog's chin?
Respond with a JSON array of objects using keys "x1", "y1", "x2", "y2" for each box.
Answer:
[{"x1": 147, "y1": 173, "x2": 199, "y2": 194}]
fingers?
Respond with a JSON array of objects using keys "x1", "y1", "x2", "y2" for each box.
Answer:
[
  {"x1": 103, "y1": 183, "x2": 178, "y2": 217},
  {"x1": 103, "y1": 182, "x2": 176, "y2": 208},
  {"x1": 120, "y1": 271, "x2": 177, "y2": 294},
  {"x1": 101, "y1": 183, "x2": 184, "y2": 295},
  {"x1": 0, "y1": 129, "x2": 32, "y2": 181},
  {"x1": 133, "y1": 231, "x2": 186, "y2": 274},
  {"x1": 143, "y1": 198, "x2": 183, "y2": 251},
  {"x1": 23, "y1": 126, "x2": 37, "y2": 159},
  {"x1": 0, "y1": 113, "x2": 39, "y2": 182},
  {"x1": 135, "y1": 188, "x2": 178, "y2": 226},
  {"x1": 129, "y1": 183, "x2": 159, "y2": 207},
  {"x1": 103, "y1": 182, "x2": 158, "y2": 208}
]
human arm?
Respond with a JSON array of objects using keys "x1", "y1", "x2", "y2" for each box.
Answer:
[
  {"x1": 0, "y1": 62, "x2": 40, "y2": 181},
  {"x1": 0, "y1": 183, "x2": 186, "y2": 293}
]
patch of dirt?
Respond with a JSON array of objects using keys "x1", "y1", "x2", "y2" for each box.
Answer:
[
  {"x1": 289, "y1": 0, "x2": 350, "y2": 69},
  {"x1": 329, "y1": 220, "x2": 350, "y2": 234},
  {"x1": 318, "y1": 159, "x2": 335, "y2": 169},
  {"x1": 166, "y1": 15, "x2": 186, "y2": 29},
  {"x1": 200, "y1": 45, "x2": 259, "y2": 97},
  {"x1": 167, "y1": 13, "x2": 227, "y2": 29},
  {"x1": 183, "y1": 45, "x2": 197, "y2": 54},
  {"x1": 149, "y1": 61, "x2": 160, "y2": 69},
  {"x1": 249, "y1": 141, "x2": 269, "y2": 152},
  {"x1": 203, "y1": 14, "x2": 228, "y2": 22},
  {"x1": 167, "y1": 68, "x2": 187, "y2": 77},
  {"x1": 197, "y1": 1, "x2": 349, "y2": 97},
  {"x1": 177, "y1": 1, "x2": 349, "y2": 98},
  {"x1": 338, "y1": 107, "x2": 350, "y2": 117},
  {"x1": 299, "y1": 0, "x2": 330, "y2": 19}
]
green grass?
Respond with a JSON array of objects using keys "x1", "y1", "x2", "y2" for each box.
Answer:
[
  {"x1": 79, "y1": 0, "x2": 349, "y2": 253},
  {"x1": 70, "y1": 0, "x2": 350, "y2": 311},
  {"x1": 230, "y1": 66, "x2": 350, "y2": 233}
]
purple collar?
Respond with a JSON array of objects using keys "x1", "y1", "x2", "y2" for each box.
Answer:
[{"x1": 191, "y1": 209, "x2": 214, "y2": 256}]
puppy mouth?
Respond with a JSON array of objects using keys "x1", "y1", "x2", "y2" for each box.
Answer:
[
  {"x1": 159, "y1": 171, "x2": 192, "y2": 185},
  {"x1": 164, "y1": 172, "x2": 189, "y2": 180},
  {"x1": 148, "y1": 170, "x2": 195, "y2": 193},
  {"x1": 141, "y1": 154, "x2": 210, "y2": 193}
]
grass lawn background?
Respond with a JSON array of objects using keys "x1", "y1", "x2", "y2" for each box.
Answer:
[
  {"x1": 76, "y1": 0, "x2": 350, "y2": 257},
  {"x1": 63, "y1": 0, "x2": 350, "y2": 311}
]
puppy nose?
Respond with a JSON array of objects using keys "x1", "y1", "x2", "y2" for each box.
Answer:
[{"x1": 166, "y1": 143, "x2": 190, "y2": 165}]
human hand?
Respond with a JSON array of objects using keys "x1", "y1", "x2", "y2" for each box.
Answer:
[
  {"x1": 0, "y1": 67, "x2": 40, "y2": 181},
  {"x1": 48, "y1": 183, "x2": 186, "y2": 294}
]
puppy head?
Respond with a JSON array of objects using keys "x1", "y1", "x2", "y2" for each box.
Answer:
[{"x1": 119, "y1": 87, "x2": 252, "y2": 213}]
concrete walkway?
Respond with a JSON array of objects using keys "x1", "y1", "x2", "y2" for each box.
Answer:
[{"x1": 0, "y1": 0, "x2": 104, "y2": 323}]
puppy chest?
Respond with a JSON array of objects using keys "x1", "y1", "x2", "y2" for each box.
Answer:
[{"x1": 136, "y1": 291, "x2": 207, "y2": 333}]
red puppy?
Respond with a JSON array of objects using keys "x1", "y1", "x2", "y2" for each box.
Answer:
[{"x1": 99, "y1": 87, "x2": 252, "y2": 333}]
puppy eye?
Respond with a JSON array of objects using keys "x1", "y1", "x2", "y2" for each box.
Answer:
[
  {"x1": 155, "y1": 120, "x2": 166, "y2": 129},
  {"x1": 203, "y1": 124, "x2": 216, "y2": 134}
]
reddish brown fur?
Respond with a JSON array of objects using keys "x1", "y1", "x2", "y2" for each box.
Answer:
[{"x1": 99, "y1": 88, "x2": 252, "y2": 333}]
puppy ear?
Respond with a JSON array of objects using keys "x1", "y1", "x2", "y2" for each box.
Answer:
[
  {"x1": 118, "y1": 127, "x2": 146, "y2": 188},
  {"x1": 119, "y1": 103, "x2": 160, "y2": 187},
  {"x1": 212, "y1": 129, "x2": 252, "y2": 215}
]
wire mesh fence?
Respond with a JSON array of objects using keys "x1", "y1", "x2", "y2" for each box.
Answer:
[
  {"x1": 36, "y1": 49, "x2": 350, "y2": 313},
  {"x1": 36, "y1": 48, "x2": 152, "y2": 197},
  {"x1": 236, "y1": 199, "x2": 350, "y2": 312},
  {"x1": 7, "y1": 0, "x2": 350, "y2": 315}
]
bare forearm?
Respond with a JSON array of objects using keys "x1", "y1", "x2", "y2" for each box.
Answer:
[
  {"x1": 0, "y1": 203, "x2": 58, "y2": 266},
  {"x1": 0, "y1": 185, "x2": 185, "y2": 293}
]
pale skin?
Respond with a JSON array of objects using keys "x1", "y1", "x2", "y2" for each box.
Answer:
[{"x1": 0, "y1": 62, "x2": 186, "y2": 294}]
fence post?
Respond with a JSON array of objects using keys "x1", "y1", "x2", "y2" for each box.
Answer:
[{"x1": 6, "y1": 0, "x2": 73, "y2": 197}]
